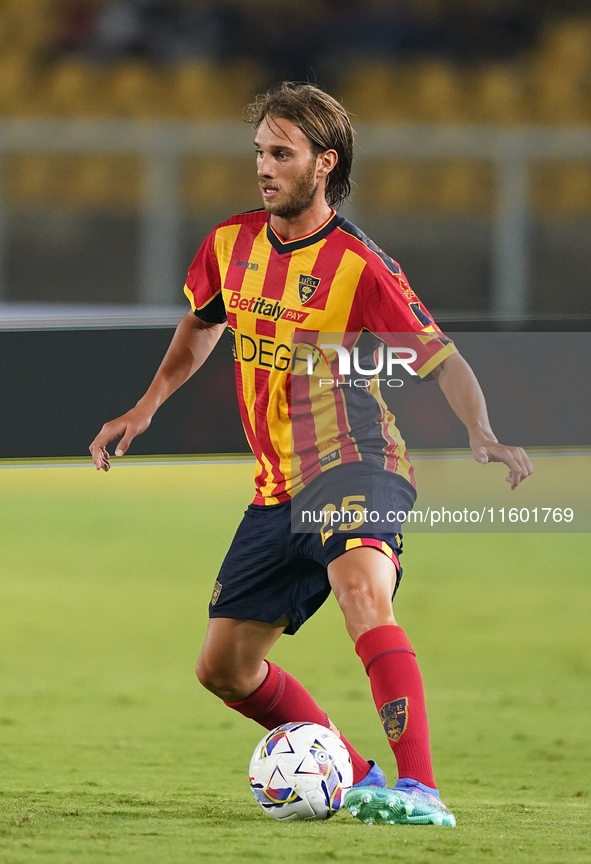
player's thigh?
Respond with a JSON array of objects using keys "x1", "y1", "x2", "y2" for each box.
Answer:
[
  {"x1": 327, "y1": 546, "x2": 397, "y2": 640},
  {"x1": 196, "y1": 615, "x2": 288, "y2": 695}
]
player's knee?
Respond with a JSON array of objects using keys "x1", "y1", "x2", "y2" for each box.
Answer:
[
  {"x1": 195, "y1": 656, "x2": 225, "y2": 695},
  {"x1": 195, "y1": 656, "x2": 250, "y2": 702},
  {"x1": 336, "y1": 583, "x2": 379, "y2": 614},
  {"x1": 195, "y1": 660, "x2": 232, "y2": 699},
  {"x1": 336, "y1": 584, "x2": 395, "y2": 632}
]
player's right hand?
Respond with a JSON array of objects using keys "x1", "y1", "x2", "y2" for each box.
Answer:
[{"x1": 89, "y1": 407, "x2": 153, "y2": 471}]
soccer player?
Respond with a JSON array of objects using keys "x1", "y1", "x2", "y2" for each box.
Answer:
[{"x1": 90, "y1": 83, "x2": 533, "y2": 826}]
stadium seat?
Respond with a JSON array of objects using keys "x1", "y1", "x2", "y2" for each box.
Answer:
[
  {"x1": 471, "y1": 65, "x2": 528, "y2": 125},
  {"x1": 357, "y1": 161, "x2": 424, "y2": 213},
  {"x1": 183, "y1": 156, "x2": 257, "y2": 210},
  {"x1": 531, "y1": 61, "x2": 589, "y2": 124},
  {"x1": 169, "y1": 60, "x2": 258, "y2": 120},
  {"x1": 432, "y1": 162, "x2": 492, "y2": 214},
  {"x1": 555, "y1": 164, "x2": 591, "y2": 215},
  {"x1": 4, "y1": 153, "x2": 61, "y2": 204},
  {"x1": 107, "y1": 63, "x2": 166, "y2": 120},
  {"x1": 534, "y1": 162, "x2": 591, "y2": 217},
  {"x1": 220, "y1": 61, "x2": 260, "y2": 117},
  {"x1": 342, "y1": 63, "x2": 412, "y2": 123},
  {"x1": 0, "y1": 9, "x2": 17, "y2": 55},
  {"x1": 1, "y1": 0, "x2": 50, "y2": 52},
  {"x1": 529, "y1": 18, "x2": 591, "y2": 124},
  {"x1": 0, "y1": 53, "x2": 38, "y2": 117},
  {"x1": 538, "y1": 17, "x2": 591, "y2": 76},
  {"x1": 183, "y1": 157, "x2": 233, "y2": 208},
  {"x1": 360, "y1": 159, "x2": 493, "y2": 215},
  {"x1": 44, "y1": 61, "x2": 105, "y2": 118},
  {"x1": 411, "y1": 61, "x2": 467, "y2": 125},
  {"x1": 172, "y1": 61, "x2": 229, "y2": 120},
  {"x1": 5, "y1": 151, "x2": 142, "y2": 212},
  {"x1": 67, "y1": 155, "x2": 142, "y2": 211}
]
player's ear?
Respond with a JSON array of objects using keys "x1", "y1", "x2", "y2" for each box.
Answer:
[{"x1": 316, "y1": 149, "x2": 338, "y2": 178}]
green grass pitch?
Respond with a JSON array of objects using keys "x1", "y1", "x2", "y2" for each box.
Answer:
[{"x1": 0, "y1": 462, "x2": 590, "y2": 864}]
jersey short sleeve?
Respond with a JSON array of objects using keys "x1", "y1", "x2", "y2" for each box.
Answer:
[
  {"x1": 183, "y1": 231, "x2": 227, "y2": 323},
  {"x1": 361, "y1": 263, "x2": 457, "y2": 379}
]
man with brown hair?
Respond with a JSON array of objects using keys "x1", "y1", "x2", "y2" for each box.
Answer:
[{"x1": 90, "y1": 82, "x2": 532, "y2": 826}]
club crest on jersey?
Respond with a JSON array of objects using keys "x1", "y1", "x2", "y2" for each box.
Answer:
[
  {"x1": 379, "y1": 697, "x2": 408, "y2": 742},
  {"x1": 298, "y1": 274, "x2": 320, "y2": 305}
]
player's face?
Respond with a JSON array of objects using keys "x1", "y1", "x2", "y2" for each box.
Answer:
[{"x1": 255, "y1": 116, "x2": 322, "y2": 218}]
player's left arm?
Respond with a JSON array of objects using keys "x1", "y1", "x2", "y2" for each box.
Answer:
[
  {"x1": 360, "y1": 260, "x2": 533, "y2": 488},
  {"x1": 431, "y1": 352, "x2": 533, "y2": 490}
]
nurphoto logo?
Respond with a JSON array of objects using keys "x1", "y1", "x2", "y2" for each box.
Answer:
[
  {"x1": 296, "y1": 343, "x2": 418, "y2": 376},
  {"x1": 294, "y1": 342, "x2": 419, "y2": 388}
]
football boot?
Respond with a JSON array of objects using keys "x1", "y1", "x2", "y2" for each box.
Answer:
[
  {"x1": 344, "y1": 777, "x2": 456, "y2": 826},
  {"x1": 351, "y1": 760, "x2": 388, "y2": 789}
]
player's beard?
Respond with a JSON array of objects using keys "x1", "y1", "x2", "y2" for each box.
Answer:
[{"x1": 261, "y1": 159, "x2": 318, "y2": 219}]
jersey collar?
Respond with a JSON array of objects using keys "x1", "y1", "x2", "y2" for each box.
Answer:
[{"x1": 266, "y1": 210, "x2": 339, "y2": 254}]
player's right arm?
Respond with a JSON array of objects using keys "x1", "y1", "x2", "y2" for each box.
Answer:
[{"x1": 89, "y1": 312, "x2": 225, "y2": 471}]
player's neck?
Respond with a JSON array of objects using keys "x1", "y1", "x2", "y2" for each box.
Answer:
[{"x1": 269, "y1": 199, "x2": 334, "y2": 242}]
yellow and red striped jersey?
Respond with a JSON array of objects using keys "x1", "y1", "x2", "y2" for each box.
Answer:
[{"x1": 184, "y1": 209, "x2": 456, "y2": 504}]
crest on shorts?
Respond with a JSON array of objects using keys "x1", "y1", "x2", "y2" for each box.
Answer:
[
  {"x1": 210, "y1": 580, "x2": 222, "y2": 606},
  {"x1": 298, "y1": 274, "x2": 320, "y2": 305},
  {"x1": 380, "y1": 698, "x2": 408, "y2": 742}
]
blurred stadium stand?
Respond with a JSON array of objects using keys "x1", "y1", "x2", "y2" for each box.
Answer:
[{"x1": 0, "y1": 1, "x2": 590, "y2": 319}]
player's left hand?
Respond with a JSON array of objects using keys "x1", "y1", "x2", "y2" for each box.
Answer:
[{"x1": 471, "y1": 440, "x2": 534, "y2": 490}]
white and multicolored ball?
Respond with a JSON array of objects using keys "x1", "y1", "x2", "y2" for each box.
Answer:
[{"x1": 249, "y1": 722, "x2": 353, "y2": 821}]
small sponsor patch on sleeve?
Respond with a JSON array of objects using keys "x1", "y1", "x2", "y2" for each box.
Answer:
[
  {"x1": 379, "y1": 697, "x2": 408, "y2": 742},
  {"x1": 210, "y1": 580, "x2": 223, "y2": 606}
]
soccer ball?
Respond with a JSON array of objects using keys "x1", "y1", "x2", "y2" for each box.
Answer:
[{"x1": 249, "y1": 722, "x2": 353, "y2": 821}]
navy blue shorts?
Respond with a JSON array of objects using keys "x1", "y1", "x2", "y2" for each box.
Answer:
[{"x1": 208, "y1": 462, "x2": 416, "y2": 635}]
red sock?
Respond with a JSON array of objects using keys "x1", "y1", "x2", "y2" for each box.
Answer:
[
  {"x1": 355, "y1": 624, "x2": 436, "y2": 789},
  {"x1": 225, "y1": 661, "x2": 372, "y2": 785}
]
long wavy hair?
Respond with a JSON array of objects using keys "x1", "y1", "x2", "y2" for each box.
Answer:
[{"x1": 245, "y1": 82, "x2": 354, "y2": 209}]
